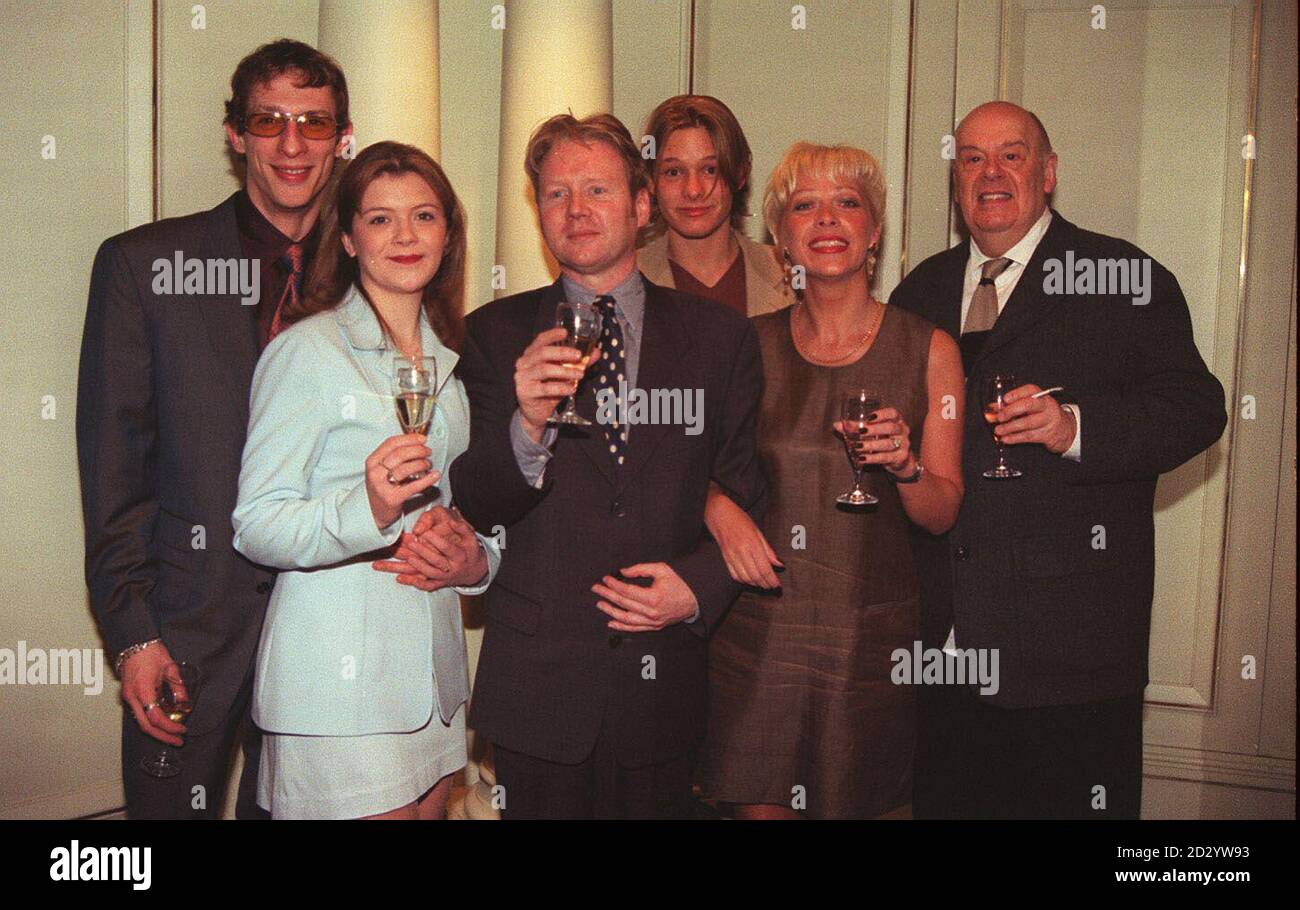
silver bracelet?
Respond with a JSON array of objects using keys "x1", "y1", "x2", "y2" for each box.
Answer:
[{"x1": 114, "y1": 638, "x2": 162, "y2": 676}]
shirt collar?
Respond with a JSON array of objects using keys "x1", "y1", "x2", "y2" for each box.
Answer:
[
  {"x1": 234, "y1": 189, "x2": 320, "y2": 261},
  {"x1": 968, "y1": 208, "x2": 1053, "y2": 273},
  {"x1": 560, "y1": 269, "x2": 646, "y2": 336},
  {"x1": 335, "y1": 283, "x2": 460, "y2": 386}
]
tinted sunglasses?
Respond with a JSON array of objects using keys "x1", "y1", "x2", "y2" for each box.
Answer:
[{"x1": 243, "y1": 111, "x2": 340, "y2": 141}]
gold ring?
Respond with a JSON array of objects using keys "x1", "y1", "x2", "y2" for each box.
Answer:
[{"x1": 893, "y1": 437, "x2": 902, "y2": 450}]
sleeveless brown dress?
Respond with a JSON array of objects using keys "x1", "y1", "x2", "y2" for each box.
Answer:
[{"x1": 697, "y1": 304, "x2": 933, "y2": 818}]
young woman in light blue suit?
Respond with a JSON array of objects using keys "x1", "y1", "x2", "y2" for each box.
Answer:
[{"x1": 233, "y1": 142, "x2": 499, "y2": 820}]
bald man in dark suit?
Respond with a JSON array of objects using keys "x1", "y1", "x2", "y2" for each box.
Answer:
[{"x1": 891, "y1": 102, "x2": 1225, "y2": 819}]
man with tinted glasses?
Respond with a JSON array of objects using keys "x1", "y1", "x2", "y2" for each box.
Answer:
[{"x1": 77, "y1": 39, "x2": 353, "y2": 818}]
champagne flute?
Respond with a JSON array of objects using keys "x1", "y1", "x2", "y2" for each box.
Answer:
[
  {"x1": 393, "y1": 355, "x2": 438, "y2": 479},
  {"x1": 982, "y1": 373, "x2": 1023, "y2": 479},
  {"x1": 836, "y1": 389, "x2": 882, "y2": 506},
  {"x1": 141, "y1": 661, "x2": 201, "y2": 779},
  {"x1": 549, "y1": 300, "x2": 601, "y2": 427}
]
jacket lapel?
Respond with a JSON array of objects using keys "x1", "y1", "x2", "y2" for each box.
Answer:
[
  {"x1": 635, "y1": 232, "x2": 674, "y2": 288},
  {"x1": 194, "y1": 193, "x2": 261, "y2": 427},
  {"x1": 738, "y1": 231, "x2": 790, "y2": 315},
  {"x1": 932, "y1": 245, "x2": 968, "y2": 341},
  {"x1": 974, "y1": 211, "x2": 1071, "y2": 368}
]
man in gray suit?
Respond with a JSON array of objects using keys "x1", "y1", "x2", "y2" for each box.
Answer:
[{"x1": 77, "y1": 40, "x2": 352, "y2": 818}]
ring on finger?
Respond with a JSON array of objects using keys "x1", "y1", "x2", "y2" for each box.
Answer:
[
  {"x1": 143, "y1": 702, "x2": 159, "y2": 712},
  {"x1": 892, "y1": 437, "x2": 902, "y2": 450},
  {"x1": 387, "y1": 471, "x2": 399, "y2": 485}
]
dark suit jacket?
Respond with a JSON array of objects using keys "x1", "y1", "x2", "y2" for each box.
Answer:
[
  {"x1": 890, "y1": 212, "x2": 1226, "y2": 708},
  {"x1": 77, "y1": 193, "x2": 275, "y2": 736},
  {"x1": 450, "y1": 276, "x2": 765, "y2": 766}
]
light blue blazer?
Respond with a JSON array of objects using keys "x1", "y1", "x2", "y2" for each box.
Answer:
[{"x1": 233, "y1": 285, "x2": 499, "y2": 736}]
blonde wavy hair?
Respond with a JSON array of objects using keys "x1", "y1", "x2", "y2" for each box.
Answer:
[{"x1": 762, "y1": 142, "x2": 886, "y2": 283}]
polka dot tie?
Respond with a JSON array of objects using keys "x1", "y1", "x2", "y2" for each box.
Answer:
[{"x1": 594, "y1": 294, "x2": 627, "y2": 472}]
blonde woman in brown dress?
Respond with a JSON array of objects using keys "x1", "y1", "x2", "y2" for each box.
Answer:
[{"x1": 698, "y1": 143, "x2": 965, "y2": 819}]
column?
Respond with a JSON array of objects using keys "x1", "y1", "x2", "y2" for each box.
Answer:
[
  {"x1": 319, "y1": 0, "x2": 441, "y2": 158},
  {"x1": 495, "y1": 0, "x2": 614, "y2": 293}
]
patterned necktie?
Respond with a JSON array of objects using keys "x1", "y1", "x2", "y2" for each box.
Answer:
[
  {"x1": 594, "y1": 294, "x2": 627, "y2": 471},
  {"x1": 962, "y1": 256, "x2": 1013, "y2": 335},
  {"x1": 268, "y1": 242, "x2": 304, "y2": 342}
]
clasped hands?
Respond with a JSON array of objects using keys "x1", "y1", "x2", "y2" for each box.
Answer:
[
  {"x1": 593, "y1": 564, "x2": 699, "y2": 633},
  {"x1": 372, "y1": 505, "x2": 488, "y2": 592},
  {"x1": 374, "y1": 507, "x2": 697, "y2": 630}
]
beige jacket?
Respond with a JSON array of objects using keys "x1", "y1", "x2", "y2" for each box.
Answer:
[{"x1": 638, "y1": 228, "x2": 793, "y2": 317}]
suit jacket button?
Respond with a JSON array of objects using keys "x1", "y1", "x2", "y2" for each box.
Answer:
[
  {"x1": 954, "y1": 546, "x2": 970, "y2": 561},
  {"x1": 256, "y1": 581, "x2": 272, "y2": 594},
  {"x1": 611, "y1": 499, "x2": 624, "y2": 518},
  {"x1": 608, "y1": 634, "x2": 622, "y2": 648}
]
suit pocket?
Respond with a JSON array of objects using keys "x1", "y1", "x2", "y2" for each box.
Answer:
[
  {"x1": 1011, "y1": 531, "x2": 1112, "y2": 579},
  {"x1": 1010, "y1": 534, "x2": 1136, "y2": 674},
  {"x1": 154, "y1": 509, "x2": 207, "y2": 612},
  {"x1": 485, "y1": 582, "x2": 542, "y2": 636}
]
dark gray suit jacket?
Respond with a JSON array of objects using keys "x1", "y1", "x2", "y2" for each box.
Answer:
[
  {"x1": 77, "y1": 193, "x2": 275, "y2": 736},
  {"x1": 450, "y1": 276, "x2": 766, "y2": 766},
  {"x1": 890, "y1": 212, "x2": 1226, "y2": 708}
]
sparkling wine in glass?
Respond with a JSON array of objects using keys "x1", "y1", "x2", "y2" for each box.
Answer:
[
  {"x1": 982, "y1": 373, "x2": 1023, "y2": 479},
  {"x1": 549, "y1": 300, "x2": 601, "y2": 427},
  {"x1": 141, "y1": 661, "x2": 201, "y2": 779},
  {"x1": 393, "y1": 355, "x2": 438, "y2": 479},
  {"x1": 836, "y1": 389, "x2": 882, "y2": 506}
]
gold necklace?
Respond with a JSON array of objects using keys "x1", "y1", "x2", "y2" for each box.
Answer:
[{"x1": 792, "y1": 299, "x2": 882, "y2": 365}]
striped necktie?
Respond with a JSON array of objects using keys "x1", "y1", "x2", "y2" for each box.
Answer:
[{"x1": 268, "y1": 242, "x2": 304, "y2": 342}]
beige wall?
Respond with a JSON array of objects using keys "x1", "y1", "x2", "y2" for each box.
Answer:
[
  {"x1": 0, "y1": 0, "x2": 151, "y2": 818},
  {"x1": 2, "y1": 0, "x2": 1293, "y2": 819},
  {"x1": 157, "y1": 0, "x2": 319, "y2": 217}
]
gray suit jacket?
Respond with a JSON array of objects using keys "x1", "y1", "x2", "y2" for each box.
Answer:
[{"x1": 77, "y1": 193, "x2": 274, "y2": 736}]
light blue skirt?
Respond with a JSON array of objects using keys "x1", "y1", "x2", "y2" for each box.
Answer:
[{"x1": 257, "y1": 703, "x2": 467, "y2": 819}]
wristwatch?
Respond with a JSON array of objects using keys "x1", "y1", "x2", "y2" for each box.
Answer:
[{"x1": 889, "y1": 462, "x2": 924, "y2": 484}]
